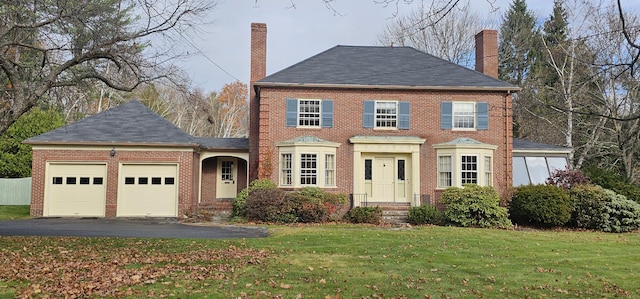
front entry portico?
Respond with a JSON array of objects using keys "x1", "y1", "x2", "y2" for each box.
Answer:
[
  {"x1": 199, "y1": 152, "x2": 249, "y2": 203},
  {"x1": 350, "y1": 136, "x2": 425, "y2": 206}
]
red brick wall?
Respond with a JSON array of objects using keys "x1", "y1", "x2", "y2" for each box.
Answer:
[
  {"x1": 201, "y1": 158, "x2": 217, "y2": 201},
  {"x1": 30, "y1": 147, "x2": 197, "y2": 217},
  {"x1": 253, "y1": 87, "x2": 513, "y2": 204}
]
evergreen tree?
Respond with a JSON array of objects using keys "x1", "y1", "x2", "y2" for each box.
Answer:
[
  {"x1": 498, "y1": 0, "x2": 537, "y2": 86},
  {"x1": 0, "y1": 107, "x2": 65, "y2": 177}
]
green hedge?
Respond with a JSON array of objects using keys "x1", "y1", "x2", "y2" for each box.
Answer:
[
  {"x1": 510, "y1": 185, "x2": 572, "y2": 228},
  {"x1": 441, "y1": 184, "x2": 511, "y2": 229},
  {"x1": 407, "y1": 205, "x2": 443, "y2": 225}
]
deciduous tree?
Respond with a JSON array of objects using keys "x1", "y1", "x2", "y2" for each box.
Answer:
[{"x1": 0, "y1": 0, "x2": 216, "y2": 134}]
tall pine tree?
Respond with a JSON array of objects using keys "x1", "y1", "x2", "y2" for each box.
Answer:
[{"x1": 498, "y1": 0, "x2": 537, "y2": 86}]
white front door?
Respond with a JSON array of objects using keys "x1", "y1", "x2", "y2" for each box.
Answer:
[
  {"x1": 216, "y1": 158, "x2": 237, "y2": 198},
  {"x1": 373, "y1": 157, "x2": 394, "y2": 201}
]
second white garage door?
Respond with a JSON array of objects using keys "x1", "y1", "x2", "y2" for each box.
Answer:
[{"x1": 117, "y1": 164, "x2": 178, "y2": 217}]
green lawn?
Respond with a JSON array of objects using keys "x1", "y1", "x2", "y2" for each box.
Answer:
[
  {"x1": 0, "y1": 225, "x2": 638, "y2": 298},
  {"x1": 0, "y1": 205, "x2": 30, "y2": 220}
]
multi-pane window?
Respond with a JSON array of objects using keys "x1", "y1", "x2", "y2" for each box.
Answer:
[
  {"x1": 375, "y1": 101, "x2": 397, "y2": 128},
  {"x1": 300, "y1": 154, "x2": 317, "y2": 185},
  {"x1": 461, "y1": 155, "x2": 478, "y2": 184},
  {"x1": 438, "y1": 156, "x2": 452, "y2": 187},
  {"x1": 484, "y1": 156, "x2": 493, "y2": 186},
  {"x1": 325, "y1": 154, "x2": 335, "y2": 186},
  {"x1": 453, "y1": 102, "x2": 475, "y2": 129},
  {"x1": 298, "y1": 100, "x2": 321, "y2": 127},
  {"x1": 221, "y1": 161, "x2": 234, "y2": 181},
  {"x1": 280, "y1": 153, "x2": 292, "y2": 186}
]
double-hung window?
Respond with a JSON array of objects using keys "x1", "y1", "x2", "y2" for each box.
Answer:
[
  {"x1": 453, "y1": 103, "x2": 475, "y2": 129},
  {"x1": 280, "y1": 153, "x2": 293, "y2": 186},
  {"x1": 363, "y1": 100, "x2": 410, "y2": 129},
  {"x1": 325, "y1": 154, "x2": 335, "y2": 186},
  {"x1": 441, "y1": 102, "x2": 489, "y2": 130},
  {"x1": 484, "y1": 156, "x2": 493, "y2": 186},
  {"x1": 375, "y1": 101, "x2": 397, "y2": 128},
  {"x1": 438, "y1": 156, "x2": 453, "y2": 188},
  {"x1": 300, "y1": 154, "x2": 317, "y2": 185},
  {"x1": 298, "y1": 100, "x2": 321, "y2": 127},
  {"x1": 461, "y1": 155, "x2": 478, "y2": 184},
  {"x1": 286, "y1": 98, "x2": 333, "y2": 128}
]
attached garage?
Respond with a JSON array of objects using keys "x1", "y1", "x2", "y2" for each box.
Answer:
[
  {"x1": 45, "y1": 163, "x2": 107, "y2": 217},
  {"x1": 117, "y1": 164, "x2": 178, "y2": 217}
]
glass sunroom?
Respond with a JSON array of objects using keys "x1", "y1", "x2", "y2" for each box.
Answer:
[{"x1": 512, "y1": 138, "x2": 572, "y2": 186}]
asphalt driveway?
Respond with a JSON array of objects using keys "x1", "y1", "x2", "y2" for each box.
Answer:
[{"x1": 0, "y1": 218, "x2": 269, "y2": 239}]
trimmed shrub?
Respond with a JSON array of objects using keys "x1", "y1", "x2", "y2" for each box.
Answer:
[
  {"x1": 441, "y1": 184, "x2": 512, "y2": 229},
  {"x1": 245, "y1": 188, "x2": 298, "y2": 223},
  {"x1": 343, "y1": 207, "x2": 383, "y2": 225},
  {"x1": 407, "y1": 205, "x2": 443, "y2": 225},
  {"x1": 233, "y1": 178, "x2": 277, "y2": 217},
  {"x1": 510, "y1": 185, "x2": 572, "y2": 228},
  {"x1": 569, "y1": 184, "x2": 609, "y2": 229},
  {"x1": 241, "y1": 184, "x2": 348, "y2": 224}
]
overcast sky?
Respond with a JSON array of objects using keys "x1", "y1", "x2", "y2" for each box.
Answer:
[{"x1": 174, "y1": 0, "x2": 633, "y2": 93}]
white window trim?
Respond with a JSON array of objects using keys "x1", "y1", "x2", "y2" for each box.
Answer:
[
  {"x1": 437, "y1": 155, "x2": 453, "y2": 188},
  {"x1": 299, "y1": 153, "x2": 318, "y2": 186},
  {"x1": 460, "y1": 154, "x2": 479, "y2": 185},
  {"x1": 325, "y1": 154, "x2": 335, "y2": 186},
  {"x1": 484, "y1": 156, "x2": 493, "y2": 186},
  {"x1": 297, "y1": 99, "x2": 322, "y2": 128},
  {"x1": 434, "y1": 148, "x2": 495, "y2": 189},
  {"x1": 452, "y1": 102, "x2": 476, "y2": 131},
  {"x1": 374, "y1": 100, "x2": 398, "y2": 130},
  {"x1": 276, "y1": 140, "x2": 340, "y2": 188},
  {"x1": 280, "y1": 153, "x2": 293, "y2": 186}
]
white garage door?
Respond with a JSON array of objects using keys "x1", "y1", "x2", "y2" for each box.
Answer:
[
  {"x1": 46, "y1": 163, "x2": 107, "y2": 217},
  {"x1": 117, "y1": 164, "x2": 178, "y2": 217}
]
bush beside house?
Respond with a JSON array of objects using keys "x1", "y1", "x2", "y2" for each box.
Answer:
[
  {"x1": 233, "y1": 179, "x2": 348, "y2": 224},
  {"x1": 441, "y1": 184, "x2": 512, "y2": 229},
  {"x1": 510, "y1": 185, "x2": 572, "y2": 228}
]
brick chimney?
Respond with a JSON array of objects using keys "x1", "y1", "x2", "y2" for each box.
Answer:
[
  {"x1": 249, "y1": 23, "x2": 267, "y2": 181},
  {"x1": 250, "y1": 23, "x2": 267, "y2": 86},
  {"x1": 474, "y1": 30, "x2": 498, "y2": 79}
]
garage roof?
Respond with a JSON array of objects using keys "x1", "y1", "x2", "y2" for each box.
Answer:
[{"x1": 25, "y1": 101, "x2": 198, "y2": 146}]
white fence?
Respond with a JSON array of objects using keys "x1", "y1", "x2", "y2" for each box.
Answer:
[{"x1": 0, "y1": 177, "x2": 31, "y2": 205}]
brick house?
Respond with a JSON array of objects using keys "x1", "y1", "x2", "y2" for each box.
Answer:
[
  {"x1": 249, "y1": 23, "x2": 520, "y2": 207},
  {"x1": 26, "y1": 23, "x2": 572, "y2": 218}
]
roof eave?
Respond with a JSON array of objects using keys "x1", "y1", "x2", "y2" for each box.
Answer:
[
  {"x1": 254, "y1": 82, "x2": 521, "y2": 92},
  {"x1": 25, "y1": 140, "x2": 199, "y2": 148}
]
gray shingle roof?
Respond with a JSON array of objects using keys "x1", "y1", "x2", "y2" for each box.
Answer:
[
  {"x1": 513, "y1": 138, "x2": 571, "y2": 152},
  {"x1": 196, "y1": 138, "x2": 248, "y2": 150},
  {"x1": 256, "y1": 45, "x2": 518, "y2": 90},
  {"x1": 25, "y1": 100, "x2": 197, "y2": 146}
]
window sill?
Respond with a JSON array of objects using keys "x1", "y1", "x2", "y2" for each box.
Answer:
[
  {"x1": 374, "y1": 127, "x2": 398, "y2": 131},
  {"x1": 451, "y1": 128, "x2": 477, "y2": 131}
]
